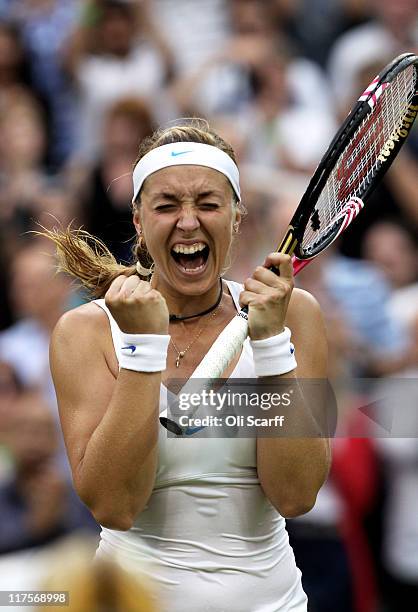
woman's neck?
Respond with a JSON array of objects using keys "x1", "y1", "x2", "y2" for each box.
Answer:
[{"x1": 152, "y1": 275, "x2": 224, "y2": 321}]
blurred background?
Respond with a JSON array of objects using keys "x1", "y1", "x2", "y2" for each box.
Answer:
[{"x1": 0, "y1": 1, "x2": 417, "y2": 611}]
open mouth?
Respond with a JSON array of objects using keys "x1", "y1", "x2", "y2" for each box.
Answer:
[{"x1": 171, "y1": 242, "x2": 210, "y2": 273}]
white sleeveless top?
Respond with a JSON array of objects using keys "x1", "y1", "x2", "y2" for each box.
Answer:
[{"x1": 95, "y1": 280, "x2": 307, "y2": 612}]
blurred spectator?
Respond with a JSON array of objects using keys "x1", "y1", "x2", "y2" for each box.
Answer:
[
  {"x1": 362, "y1": 222, "x2": 418, "y2": 611},
  {"x1": 79, "y1": 96, "x2": 156, "y2": 262},
  {"x1": 0, "y1": 20, "x2": 33, "y2": 105},
  {"x1": 363, "y1": 220, "x2": 418, "y2": 371},
  {"x1": 0, "y1": 361, "x2": 21, "y2": 424},
  {"x1": 0, "y1": 90, "x2": 48, "y2": 241},
  {"x1": 171, "y1": 6, "x2": 336, "y2": 173},
  {"x1": 328, "y1": 0, "x2": 418, "y2": 115},
  {"x1": 151, "y1": 0, "x2": 229, "y2": 76},
  {"x1": 65, "y1": 0, "x2": 173, "y2": 161},
  {"x1": 0, "y1": 238, "x2": 82, "y2": 478},
  {"x1": 30, "y1": 181, "x2": 81, "y2": 233},
  {"x1": 0, "y1": 242, "x2": 71, "y2": 390},
  {"x1": 4, "y1": 0, "x2": 81, "y2": 169},
  {"x1": 0, "y1": 389, "x2": 97, "y2": 555},
  {"x1": 268, "y1": 0, "x2": 372, "y2": 67},
  {"x1": 362, "y1": 220, "x2": 418, "y2": 290},
  {"x1": 235, "y1": 39, "x2": 335, "y2": 172},
  {"x1": 371, "y1": 379, "x2": 418, "y2": 611},
  {"x1": 227, "y1": 183, "x2": 276, "y2": 281},
  {"x1": 0, "y1": 361, "x2": 21, "y2": 484},
  {"x1": 321, "y1": 256, "x2": 408, "y2": 374},
  {"x1": 375, "y1": 441, "x2": 418, "y2": 610},
  {"x1": 227, "y1": 167, "x2": 307, "y2": 282},
  {"x1": 329, "y1": 436, "x2": 381, "y2": 612}
]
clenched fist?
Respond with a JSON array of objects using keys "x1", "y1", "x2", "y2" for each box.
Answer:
[
  {"x1": 239, "y1": 253, "x2": 294, "y2": 341},
  {"x1": 105, "y1": 275, "x2": 169, "y2": 335}
]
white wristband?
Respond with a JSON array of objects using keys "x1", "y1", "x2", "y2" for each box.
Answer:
[
  {"x1": 118, "y1": 333, "x2": 170, "y2": 373},
  {"x1": 250, "y1": 327, "x2": 297, "y2": 377}
]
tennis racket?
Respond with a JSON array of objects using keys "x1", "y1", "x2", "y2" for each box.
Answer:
[{"x1": 160, "y1": 52, "x2": 418, "y2": 434}]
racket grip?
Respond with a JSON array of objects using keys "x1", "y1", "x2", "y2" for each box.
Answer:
[
  {"x1": 159, "y1": 314, "x2": 249, "y2": 424},
  {"x1": 190, "y1": 313, "x2": 249, "y2": 380}
]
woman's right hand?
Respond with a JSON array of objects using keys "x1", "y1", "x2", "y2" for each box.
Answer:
[{"x1": 105, "y1": 275, "x2": 169, "y2": 334}]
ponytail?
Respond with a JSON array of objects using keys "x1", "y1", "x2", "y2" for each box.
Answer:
[{"x1": 40, "y1": 225, "x2": 137, "y2": 299}]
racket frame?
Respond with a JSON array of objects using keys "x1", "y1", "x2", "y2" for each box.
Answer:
[{"x1": 278, "y1": 52, "x2": 418, "y2": 261}]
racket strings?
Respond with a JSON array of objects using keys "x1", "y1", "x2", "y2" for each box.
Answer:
[{"x1": 301, "y1": 64, "x2": 417, "y2": 255}]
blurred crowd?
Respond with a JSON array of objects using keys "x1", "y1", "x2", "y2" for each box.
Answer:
[{"x1": 0, "y1": 1, "x2": 417, "y2": 611}]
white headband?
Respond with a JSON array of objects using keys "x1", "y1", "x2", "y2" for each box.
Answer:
[{"x1": 132, "y1": 142, "x2": 241, "y2": 203}]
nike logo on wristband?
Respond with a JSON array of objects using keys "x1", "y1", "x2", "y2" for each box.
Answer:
[{"x1": 121, "y1": 345, "x2": 137, "y2": 354}]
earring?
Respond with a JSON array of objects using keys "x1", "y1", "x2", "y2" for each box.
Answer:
[
  {"x1": 233, "y1": 223, "x2": 240, "y2": 234},
  {"x1": 136, "y1": 260, "x2": 153, "y2": 276},
  {"x1": 136, "y1": 230, "x2": 154, "y2": 276}
]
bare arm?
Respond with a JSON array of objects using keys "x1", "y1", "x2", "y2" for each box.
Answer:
[
  {"x1": 239, "y1": 253, "x2": 330, "y2": 518},
  {"x1": 256, "y1": 289, "x2": 331, "y2": 518},
  {"x1": 51, "y1": 276, "x2": 169, "y2": 530}
]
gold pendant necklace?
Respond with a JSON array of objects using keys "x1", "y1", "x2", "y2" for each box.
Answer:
[{"x1": 170, "y1": 308, "x2": 219, "y2": 368}]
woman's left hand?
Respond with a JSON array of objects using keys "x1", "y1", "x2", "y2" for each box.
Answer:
[{"x1": 239, "y1": 253, "x2": 294, "y2": 341}]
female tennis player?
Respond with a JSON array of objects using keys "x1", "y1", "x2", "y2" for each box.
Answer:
[{"x1": 48, "y1": 121, "x2": 330, "y2": 612}]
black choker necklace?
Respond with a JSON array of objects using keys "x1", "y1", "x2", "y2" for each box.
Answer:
[{"x1": 169, "y1": 278, "x2": 223, "y2": 322}]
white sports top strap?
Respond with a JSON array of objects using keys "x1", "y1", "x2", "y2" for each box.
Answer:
[
  {"x1": 224, "y1": 278, "x2": 242, "y2": 312},
  {"x1": 93, "y1": 299, "x2": 122, "y2": 354}
]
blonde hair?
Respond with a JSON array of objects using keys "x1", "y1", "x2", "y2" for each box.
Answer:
[
  {"x1": 45, "y1": 119, "x2": 245, "y2": 298},
  {"x1": 40, "y1": 539, "x2": 158, "y2": 612}
]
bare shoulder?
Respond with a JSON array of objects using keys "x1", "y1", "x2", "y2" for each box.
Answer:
[
  {"x1": 51, "y1": 301, "x2": 117, "y2": 376},
  {"x1": 287, "y1": 288, "x2": 323, "y2": 325},
  {"x1": 53, "y1": 301, "x2": 109, "y2": 341}
]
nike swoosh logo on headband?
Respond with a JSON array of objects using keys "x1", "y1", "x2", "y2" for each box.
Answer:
[{"x1": 171, "y1": 150, "x2": 194, "y2": 157}]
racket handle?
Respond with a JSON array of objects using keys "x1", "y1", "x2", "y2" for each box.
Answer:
[
  {"x1": 190, "y1": 313, "x2": 249, "y2": 380},
  {"x1": 159, "y1": 313, "x2": 249, "y2": 426}
]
